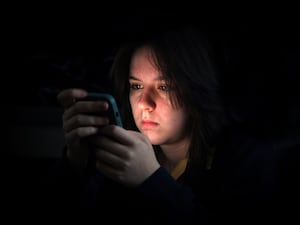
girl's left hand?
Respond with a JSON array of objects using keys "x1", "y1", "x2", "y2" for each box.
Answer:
[{"x1": 88, "y1": 125, "x2": 160, "y2": 187}]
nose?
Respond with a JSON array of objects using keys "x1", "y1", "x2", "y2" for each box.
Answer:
[{"x1": 138, "y1": 90, "x2": 156, "y2": 111}]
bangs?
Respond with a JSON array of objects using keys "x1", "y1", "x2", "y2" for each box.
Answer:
[{"x1": 147, "y1": 45, "x2": 186, "y2": 110}]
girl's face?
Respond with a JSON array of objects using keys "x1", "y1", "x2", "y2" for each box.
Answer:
[{"x1": 129, "y1": 46, "x2": 189, "y2": 146}]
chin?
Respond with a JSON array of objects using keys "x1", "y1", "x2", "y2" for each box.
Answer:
[
  {"x1": 140, "y1": 130, "x2": 164, "y2": 144},
  {"x1": 147, "y1": 136, "x2": 165, "y2": 145}
]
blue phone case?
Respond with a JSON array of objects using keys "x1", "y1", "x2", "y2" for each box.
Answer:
[{"x1": 85, "y1": 92, "x2": 123, "y2": 127}]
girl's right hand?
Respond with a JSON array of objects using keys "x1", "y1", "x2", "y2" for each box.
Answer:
[{"x1": 57, "y1": 88, "x2": 110, "y2": 170}]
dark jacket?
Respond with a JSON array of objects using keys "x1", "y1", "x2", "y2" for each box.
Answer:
[{"x1": 40, "y1": 129, "x2": 285, "y2": 224}]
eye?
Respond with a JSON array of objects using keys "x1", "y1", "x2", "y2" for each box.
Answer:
[
  {"x1": 130, "y1": 83, "x2": 143, "y2": 90},
  {"x1": 159, "y1": 85, "x2": 169, "y2": 91}
]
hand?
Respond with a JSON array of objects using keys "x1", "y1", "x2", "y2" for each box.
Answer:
[
  {"x1": 89, "y1": 125, "x2": 160, "y2": 187},
  {"x1": 57, "y1": 88, "x2": 110, "y2": 170}
]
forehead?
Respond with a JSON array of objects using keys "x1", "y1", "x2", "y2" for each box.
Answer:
[
  {"x1": 129, "y1": 46, "x2": 163, "y2": 80},
  {"x1": 130, "y1": 46, "x2": 155, "y2": 69}
]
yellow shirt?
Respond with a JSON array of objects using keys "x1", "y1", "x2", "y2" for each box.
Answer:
[{"x1": 171, "y1": 159, "x2": 188, "y2": 180}]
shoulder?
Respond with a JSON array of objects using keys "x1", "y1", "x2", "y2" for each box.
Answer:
[
  {"x1": 215, "y1": 127, "x2": 276, "y2": 162},
  {"x1": 212, "y1": 127, "x2": 280, "y2": 186}
]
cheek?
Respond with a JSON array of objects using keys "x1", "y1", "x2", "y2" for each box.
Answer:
[
  {"x1": 172, "y1": 110, "x2": 188, "y2": 129},
  {"x1": 129, "y1": 98, "x2": 138, "y2": 118}
]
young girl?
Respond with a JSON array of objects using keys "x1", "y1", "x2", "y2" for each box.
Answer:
[{"x1": 51, "y1": 23, "x2": 275, "y2": 224}]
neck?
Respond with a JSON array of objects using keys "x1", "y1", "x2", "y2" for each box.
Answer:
[{"x1": 159, "y1": 136, "x2": 190, "y2": 172}]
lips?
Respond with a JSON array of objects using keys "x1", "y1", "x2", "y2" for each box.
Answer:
[{"x1": 141, "y1": 120, "x2": 159, "y2": 128}]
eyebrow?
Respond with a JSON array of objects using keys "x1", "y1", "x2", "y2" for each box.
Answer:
[{"x1": 129, "y1": 75, "x2": 166, "y2": 81}]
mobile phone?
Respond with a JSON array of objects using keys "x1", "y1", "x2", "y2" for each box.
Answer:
[
  {"x1": 84, "y1": 92, "x2": 123, "y2": 127},
  {"x1": 39, "y1": 88, "x2": 123, "y2": 127}
]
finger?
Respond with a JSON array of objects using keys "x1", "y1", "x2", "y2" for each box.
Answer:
[
  {"x1": 63, "y1": 114, "x2": 109, "y2": 133},
  {"x1": 63, "y1": 100, "x2": 109, "y2": 121},
  {"x1": 57, "y1": 88, "x2": 88, "y2": 109},
  {"x1": 89, "y1": 135, "x2": 129, "y2": 158},
  {"x1": 95, "y1": 149, "x2": 126, "y2": 170},
  {"x1": 65, "y1": 126, "x2": 100, "y2": 143},
  {"x1": 98, "y1": 125, "x2": 135, "y2": 145},
  {"x1": 96, "y1": 161, "x2": 124, "y2": 183}
]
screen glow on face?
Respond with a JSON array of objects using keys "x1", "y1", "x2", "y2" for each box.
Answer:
[{"x1": 129, "y1": 46, "x2": 189, "y2": 146}]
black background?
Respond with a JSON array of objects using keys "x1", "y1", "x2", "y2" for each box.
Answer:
[
  {"x1": 2, "y1": 6, "x2": 300, "y2": 214},
  {"x1": 7, "y1": 9, "x2": 299, "y2": 138}
]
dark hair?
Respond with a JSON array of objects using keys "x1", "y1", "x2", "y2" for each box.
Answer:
[{"x1": 109, "y1": 24, "x2": 227, "y2": 170}]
